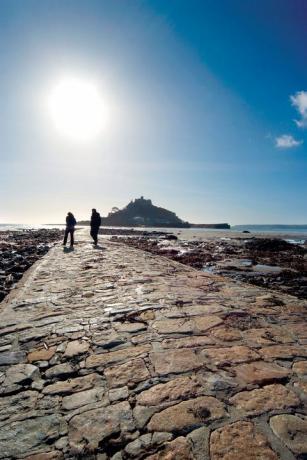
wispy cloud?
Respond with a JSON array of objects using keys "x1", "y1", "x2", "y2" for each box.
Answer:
[
  {"x1": 290, "y1": 90, "x2": 307, "y2": 128},
  {"x1": 275, "y1": 134, "x2": 303, "y2": 149}
]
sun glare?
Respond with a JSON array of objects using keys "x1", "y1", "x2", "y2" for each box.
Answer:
[{"x1": 47, "y1": 76, "x2": 107, "y2": 142}]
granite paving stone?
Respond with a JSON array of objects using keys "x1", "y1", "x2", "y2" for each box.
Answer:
[
  {"x1": 259, "y1": 344, "x2": 307, "y2": 359},
  {"x1": 293, "y1": 360, "x2": 307, "y2": 375},
  {"x1": 233, "y1": 360, "x2": 291, "y2": 385},
  {"x1": 85, "y1": 344, "x2": 151, "y2": 368},
  {"x1": 42, "y1": 373, "x2": 103, "y2": 395},
  {"x1": 104, "y1": 357, "x2": 150, "y2": 388},
  {"x1": 64, "y1": 340, "x2": 90, "y2": 357},
  {"x1": 210, "y1": 421, "x2": 278, "y2": 460},
  {"x1": 147, "y1": 396, "x2": 226, "y2": 432},
  {"x1": 269, "y1": 414, "x2": 307, "y2": 454},
  {"x1": 229, "y1": 383, "x2": 300, "y2": 415},
  {"x1": 62, "y1": 387, "x2": 107, "y2": 411},
  {"x1": 136, "y1": 376, "x2": 202, "y2": 406},
  {"x1": 161, "y1": 335, "x2": 214, "y2": 349},
  {"x1": 201, "y1": 345, "x2": 259, "y2": 366},
  {"x1": 68, "y1": 401, "x2": 135, "y2": 452},
  {"x1": 150, "y1": 349, "x2": 203, "y2": 375},
  {"x1": 27, "y1": 347, "x2": 57, "y2": 363},
  {"x1": 293, "y1": 380, "x2": 307, "y2": 397},
  {"x1": 146, "y1": 436, "x2": 193, "y2": 459}
]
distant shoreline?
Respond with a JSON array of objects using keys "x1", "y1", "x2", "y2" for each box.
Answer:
[
  {"x1": 232, "y1": 224, "x2": 307, "y2": 230},
  {"x1": 1, "y1": 223, "x2": 307, "y2": 238},
  {"x1": 77, "y1": 221, "x2": 231, "y2": 229}
]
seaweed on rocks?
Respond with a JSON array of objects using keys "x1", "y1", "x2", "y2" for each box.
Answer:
[
  {"x1": 112, "y1": 235, "x2": 307, "y2": 299},
  {"x1": 0, "y1": 228, "x2": 63, "y2": 302},
  {"x1": 98, "y1": 227, "x2": 173, "y2": 238},
  {"x1": 245, "y1": 238, "x2": 304, "y2": 253}
]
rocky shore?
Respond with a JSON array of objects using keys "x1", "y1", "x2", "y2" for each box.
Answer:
[
  {"x1": 111, "y1": 235, "x2": 307, "y2": 299},
  {"x1": 98, "y1": 228, "x2": 174, "y2": 238},
  {"x1": 0, "y1": 229, "x2": 63, "y2": 302}
]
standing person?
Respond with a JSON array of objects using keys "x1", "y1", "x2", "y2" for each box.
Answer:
[
  {"x1": 63, "y1": 212, "x2": 77, "y2": 247},
  {"x1": 90, "y1": 208, "x2": 101, "y2": 245}
]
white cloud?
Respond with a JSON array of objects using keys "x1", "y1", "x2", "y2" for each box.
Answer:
[
  {"x1": 290, "y1": 90, "x2": 307, "y2": 128},
  {"x1": 275, "y1": 134, "x2": 303, "y2": 149}
]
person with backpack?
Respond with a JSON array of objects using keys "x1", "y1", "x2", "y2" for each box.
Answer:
[
  {"x1": 90, "y1": 208, "x2": 101, "y2": 245},
  {"x1": 63, "y1": 212, "x2": 77, "y2": 247}
]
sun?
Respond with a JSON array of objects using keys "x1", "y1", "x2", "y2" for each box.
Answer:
[{"x1": 47, "y1": 76, "x2": 107, "y2": 142}]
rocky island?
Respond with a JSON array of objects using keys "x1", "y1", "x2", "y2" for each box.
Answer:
[{"x1": 78, "y1": 197, "x2": 230, "y2": 229}]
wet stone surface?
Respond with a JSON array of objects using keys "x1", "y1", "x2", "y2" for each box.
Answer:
[{"x1": 0, "y1": 228, "x2": 306, "y2": 459}]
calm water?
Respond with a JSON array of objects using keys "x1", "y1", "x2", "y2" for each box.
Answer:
[
  {"x1": 232, "y1": 224, "x2": 307, "y2": 234},
  {"x1": 1, "y1": 223, "x2": 307, "y2": 242},
  {"x1": 0, "y1": 223, "x2": 66, "y2": 231}
]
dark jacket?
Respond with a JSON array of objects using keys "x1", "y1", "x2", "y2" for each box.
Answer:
[
  {"x1": 66, "y1": 215, "x2": 76, "y2": 229},
  {"x1": 91, "y1": 212, "x2": 101, "y2": 228}
]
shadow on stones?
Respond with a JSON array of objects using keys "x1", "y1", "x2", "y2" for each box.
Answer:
[
  {"x1": 98, "y1": 434, "x2": 127, "y2": 458},
  {"x1": 223, "y1": 311, "x2": 261, "y2": 330},
  {"x1": 63, "y1": 247, "x2": 74, "y2": 253},
  {"x1": 93, "y1": 244, "x2": 105, "y2": 250}
]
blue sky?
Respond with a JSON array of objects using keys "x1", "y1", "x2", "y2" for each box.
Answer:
[{"x1": 0, "y1": 0, "x2": 306, "y2": 224}]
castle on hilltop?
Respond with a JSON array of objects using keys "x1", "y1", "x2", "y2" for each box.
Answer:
[
  {"x1": 101, "y1": 196, "x2": 190, "y2": 228},
  {"x1": 77, "y1": 196, "x2": 230, "y2": 229}
]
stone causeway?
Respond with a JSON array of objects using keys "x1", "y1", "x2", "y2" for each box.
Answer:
[{"x1": 0, "y1": 229, "x2": 306, "y2": 459}]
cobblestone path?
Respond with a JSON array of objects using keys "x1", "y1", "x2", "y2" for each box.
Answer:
[{"x1": 0, "y1": 230, "x2": 306, "y2": 459}]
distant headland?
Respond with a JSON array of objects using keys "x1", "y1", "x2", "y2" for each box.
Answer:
[{"x1": 78, "y1": 197, "x2": 230, "y2": 229}]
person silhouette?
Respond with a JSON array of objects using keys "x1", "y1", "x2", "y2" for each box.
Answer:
[
  {"x1": 63, "y1": 212, "x2": 77, "y2": 247},
  {"x1": 90, "y1": 208, "x2": 101, "y2": 245}
]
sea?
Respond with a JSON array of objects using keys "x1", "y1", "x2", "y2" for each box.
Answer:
[
  {"x1": 0, "y1": 223, "x2": 66, "y2": 231},
  {"x1": 1, "y1": 223, "x2": 307, "y2": 243},
  {"x1": 232, "y1": 225, "x2": 307, "y2": 234}
]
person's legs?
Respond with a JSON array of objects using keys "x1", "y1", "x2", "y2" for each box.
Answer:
[
  {"x1": 63, "y1": 228, "x2": 69, "y2": 245},
  {"x1": 70, "y1": 230, "x2": 74, "y2": 247},
  {"x1": 90, "y1": 227, "x2": 94, "y2": 243},
  {"x1": 94, "y1": 229, "x2": 98, "y2": 245},
  {"x1": 90, "y1": 227, "x2": 98, "y2": 244}
]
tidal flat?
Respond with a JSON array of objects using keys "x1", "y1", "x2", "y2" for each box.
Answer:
[{"x1": 110, "y1": 230, "x2": 307, "y2": 299}]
